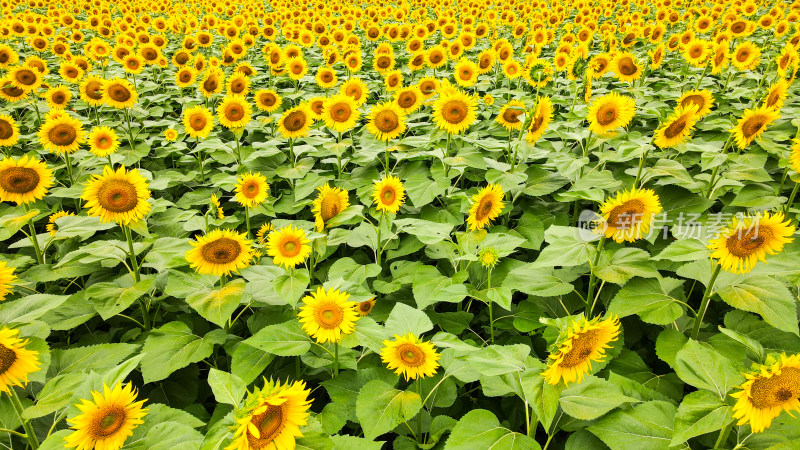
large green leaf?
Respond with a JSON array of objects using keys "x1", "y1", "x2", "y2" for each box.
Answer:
[
  {"x1": 242, "y1": 320, "x2": 312, "y2": 356},
  {"x1": 609, "y1": 277, "x2": 685, "y2": 325},
  {"x1": 559, "y1": 375, "x2": 640, "y2": 420},
  {"x1": 670, "y1": 390, "x2": 733, "y2": 446},
  {"x1": 716, "y1": 275, "x2": 799, "y2": 335},
  {"x1": 444, "y1": 409, "x2": 541, "y2": 450},
  {"x1": 674, "y1": 339, "x2": 743, "y2": 399},
  {"x1": 185, "y1": 278, "x2": 246, "y2": 327},
  {"x1": 588, "y1": 401, "x2": 679, "y2": 450},
  {"x1": 141, "y1": 321, "x2": 226, "y2": 383},
  {"x1": 355, "y1": 380, "x2": 422, "y2": 440}
]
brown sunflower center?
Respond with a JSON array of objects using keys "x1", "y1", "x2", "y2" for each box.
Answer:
[
  {"x1": 14, "y1": 69, "x2": 37, "y2": 86},
  {"x1": 442, "y1": 99, "x2": 468, "y2": 124},
  {"x1": 0, "y1": 344, "x2": 17, "y2": 375},
  {"x1": 108, "y1": 84, "x2": 132, "y2": 102},
  {"x1": 280, "y1": 238, "x2": 299, "y2": 257},
  {"x1": 203, "y1": 78, "x2": 218, "y2": 92},
  {"x1": 419, "y1": 81, "x2": 435, "y2": 94},
  {"x1": 96, "y1": 136, "x2": 112, "y2": 149},
  {"x1": 725, "y1": 224, "x2": 773, "y2": 257},
  {"x1": 502, "y1": 107, "x2": 523, "y2": 124},
  {"x1": 374, "y1": 110, "x2": 399, "y2": 133},
  {"x1": 396, "y1": 343, "x2": 425, "y2": 367},
  {"x1": 736, "y1": 50, "x2": 750, "y2": 62},
  {"x1": 429, "y1": 52, "x2": 443, "y2": 64},
  {"x1": 283, "y1": 110, "x2": 307, "y2": 132},
  {"x1": 731, "y1": 21, "x2": 746, "y2": 34},
  {"x1": 617, "y1": 57, "x2": 637, "y2": 75},
  {"x1": 607, "y1": 199, "x2": 646, "y2": 230},
  {"x1": 91, "y1": 406, "x2": 127, "y2": 437},
  {"x1": 750, "y1": 367, "x2": 800, "y2": 409},
  {"x1": 664, "y1": 115, "x2": 690, "y2": 138},
  {"x1": 0, "y1": 119, "x2": 14, "y2": 139},
  {"x1": 48, "y1": 123, "x2": 78, "y2": 146},
  {"x1": 175, "y1": 52, "x2": 189, "y2": 64},
  {"x1": 741, "y1": 115, "x2": 767, "y2": 139},
  {"x1": 96, "y1": 179, "x2": 140, "y2": 213},
  {"x1": 595, "y1": 104, "x2": 619, "y2": 126},
  {"x1": 397, "y1": 92, "x2": 417, "y2": 108},
  {"x1": 179, "y1": 71, "x2": 192, "y2": 83},
  {"x1": 530, "y1": 113, "x2": 545, "y2": 133},
  {"x1": 560, "y1": 328, "x2": 602, "y2": 367},
  {"x1": 376, "y1": 56, "x2": 391, "y2": 69},
  {"x1": 52, "y1": 92, "x2": 66, "y2": 104},
  {"x1": 201, "y1": 237, "x2": 242, "y2": 264},
  {"x1": 242, "y1": 181, "x2": 260, "y2": 198},
  {"x1": 85, "y1": 81, "x2": 103, "y2": 100},
  {"x1": 142, "y1": 48, "x2": 157, "y2": 61},
  {"x1": 458, "y1": 67, "x2": 473, "y2": 80},
  {"x1": 330, "y1": 103, "x2": 352, "y2": 122},
  {"x1": 475, "y1": 195, "x2": 496, "y2": 221},
  {"x1": 321, "y1": 72, "x2": 333, "y2": 82},
  {"x1": 320, "y1": 194, "x2": 342, "y2": 221},
  {"x1": 259, "y1": 93, "x2": 276, "y2": 107},
  {"x1": 381, "y1": 187, "x2": 396, "y2": 204},
  {"x1": 315, "y1": 302, "x2": 344, "y2": 329},
  {"x1": 224, "y1": 104, "x2": 244, "y2": 121},
  {"x1": 247, "y1": 404, "x2": 284, "y2": 449},
  {"x1": 359, "y1": 300, "x2": 373, "y2": 313},
  {"x1": 190, "y1": 113, "x2": 208, "y2": 131},
  {"x1": 2, "y1": 83, "x2": 24, "y2": 97}
]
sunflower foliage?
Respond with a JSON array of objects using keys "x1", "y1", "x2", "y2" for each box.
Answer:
[{"x1": 1, "y1": 1, "x2": 800, "y2": 450}]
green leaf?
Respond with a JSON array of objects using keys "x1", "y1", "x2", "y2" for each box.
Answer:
[
  {"x1": 142, "y1": 237, "x2": 193, "y2": 271},
  {"x1": 274, "y1": 268, "x2": 310, "y2": 307},
  {"x1": 652, "y1": 239, "x2": 711, "y2": 262},
  {"x1": 207, "y1": 369, "x2": 247, "y2": 406},
  {"x1": 51, "y1": 215, "x2": 115, "y2": 239},
  {"x1": 503, "y1": 264, "x2": 574, "y2": 297},
  {"x1": 0, "y1": 294, "x2": 70, "y2": 325},
  {"x1": 655, "y1": 329, "x2": 688, "y2": 368},
  {"x1": 412, "y1": 266, "x2": 468, "y2": 309},
  {"x1": 588, "y1": 401, "x2": 678, "y2": 450},
  {"x1": 340, "y1": 316, "x2": 388, "y2": 354},
  {"x1": 716, "y1": 275, "x2": 799, "y2": 335},
  {"x1": 185, "y1": 279, "x2": 246, "y2": 327},
  {"x1": 231, "y1": 343, "x2": 274, "y2": 384},
  {"x1": 394, "y1": 218, "x2": 454, "y2": 245},
  {"x1": 49, "y1": 343, "x2": 138, "y2": 377},
  {"x1": 608, "y1": 277, "x2": 685, "y2": 325},
  {"x1": 141, "y1": 321, "x2": 226, "y2": 383},
  {"x1": 594, "y1": 248, "x2": 660, "y2": 284},
  {"x1": 144, "y1": 421, "x2": 204, "y2": 450},
  {"x1": 384, "y1": 302, "x2": 433, "y2": 337},
  {"x1": 355, "y1": 380, "x2": 422, "y2": 440},
  {"x1": 86, "y1": 276, "x2": 154, "y2": 320},
  {"x1": 674, "y1": 339, "x2": 743, "y2": 399},
  {"x1": 242, "y1": 320, "x2": 311, "y2": 356},
  {"x1": 444, "y1": 409, "x2": 541, "y2": 450},
  {"x1": 559, "y1": 375, "x2": 640, "y2": 420},
  {"x1": 532, "y1": 226, "x2": 594, "y2": 268},
  {"x1": 670, "y1": 390, "x2": 733, "y2": 446}
]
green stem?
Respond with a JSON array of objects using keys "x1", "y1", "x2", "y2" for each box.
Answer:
[
  {"x1": 333, "y1": 342, "x2": 339, "y2": 377},
  {"x1": 784, "y1": 182, "x2": 799, "y2": 216},
  {"x1": 633, "y1": 148, "x2": 649, "y2": 189},
  {"x1": 63, "y1": 152, "x2": 74, "y2": 186},
  {"x1": 690, "y1": 264, "x2": 722, "y2": 340},
  {"x1": 715, "y1": 422, "x2": 733, "y2": 448},
  {"x1": 487, "y1": 268, "x2": 494, "y2": 344},
  {"x1": 587, "y1": 236, "x2": 606, "y2": 317},
  {"x1": 26, "y1": 215, "x2": 43, "y2": 265},
  {"x1": 416, "y1": 379, "x2": 423, "y2": 443},
  {"x1": 8, "y1": 389, "x2": 38, "y2": 449},
  {"x1": 244, "y1": 206, "x2": 251, "y2": 239},
  {"x1": 123, "y1": 225, "x2": 140, "y2": 282}
]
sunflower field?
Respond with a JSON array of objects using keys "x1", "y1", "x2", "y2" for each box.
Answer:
[{"x1": 2, "y1": 0, "x2": 800, "y2": 449}]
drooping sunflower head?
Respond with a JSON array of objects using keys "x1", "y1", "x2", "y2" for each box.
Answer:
[
  {"x1": 186, "y1": 228, "x2": 253, "y2": 277},
  {"x1": 266, "y1": 225, "x2": 312, "y2": 269},
  {"x1": 467, "y1": 184, "x2": 505, "y2": 231},
  {"x1": 678, "y1": 89, "x2": 714, "y2": 117},
  {"x1": 46, "y1": 210, "x2": 74, "y2": 236},
  {"x1": 182, "y1": 105, "x2": 214, "y2": 139},
  {"x1": 358, "y1": 298, "x2": 376, "y2": 316},
  {"x1": 0, "y1": 155, "x2": 53, "y2": 205},
  {"x1": 372, "y1": 175, "x2": 406, "y2": 214},
  {"x1": 381, "y1": 333, "x2": 441, "y2": 381},
  {"x1": 297, "y1": 286, "x2": 360, "y2": 344},
  {"x1": 0, "y1": 261, "x2": 16, "y2": 301},
  {"x1": 277, "y1": 104, "x2": 313, "y2": 139},
  {"x1": 256, "y1": 222, "x2": 274, "y2": 244},
  {"x1": 598, "y1": 188, "x2": 663, "y2": 243},
  {"x1": 708, "y1": 211, "x2": 796, "y2": 274},
  {"x1": 542, "y1": 315, "x2": 621, "y2": 386},
  {"x1": 366, "y1": 101, "x2": 407, "y2": 142},
  {"x1": 0, "y1": 327, "x2": 40, "y2": 392},
  {"x1": 218, "y1": 95, "x2": 252, "y2": 130},
  {"x1": 526, "y1": 96, "x2": 553, "y2": 144},
  {"x1": 64, "y1": 382, "x2": 147, "y2": 450},
  {"x1": 254, "y1": 89, "x2": 282, "y2": 113},
  {"x1": 322, "y1": 94, "x2": 360, "y2": 133},
  {"x1": 81, "y1": 165, "x2": 152, "y2": 225},
  {"x1": 101, "y1": 78, "x2": 138, "y2": 109},
  {"x1": 228, "y1": 378, "x2": 311, "y2": 450},
  {"x1": 731, "y1": 353, "x2": 800, "y2": 433},
  {"x1": 234, "y1": 172, "x2": 269, "y2": 208},
  {"x1": 312, "y1": 184, "x2": 349, "y2": 232},
  {"x1": 88, "y1": 126, "x2": 120, "y2": 157},
  {"x1": 586, "y1": 92, "x2": 636, "y2": 135},
  {"x1": 0, "y1": 114, "x2": 19, "y2": 147},
  {"x1": 731, "y1": 105, "x2": 780, "y2": 150},
  {"x1": 38, "y1": 114, "x2": 86, "y2": 154},
  {"x1": 496, "y1": 100, "x2": 526, "y2": 131},
  {"x1": 433, "y1": 89, "x2": 478, "y2": 135},
  {"x1": 0, "y1": 74, "x2": 28, "y2": 102},
  {"x1": 307, "y1": 97, "x2": 325, "y2": 120},
  {"x1": 654, "y1": 103, "x2": 700, "y2": 148},
  {"x1": 763, "y1": 79, "x2": 789, "y2": 111}
]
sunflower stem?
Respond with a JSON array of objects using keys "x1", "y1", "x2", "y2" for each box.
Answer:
[
  {"x1": 27, "y1": 220, "x2": 43, "y2": 265},
  {"x1": 632, "y1": 148, "x2": 650, "y2": 189},
  {"x1": 8, "y1": 389, "x2": 38, "y2": 449},
  {"x1": 784, "y1": 182, "x2": 799, "y2": 216},
  {"x1": 416, "y1": 379, "x2": 423, "y2": 443},
  {"x1": 587, "y1": 236, "x2": 606, "y2": 318},
  {"x1": 487, "y1": 267, "x2": 494, "y2": 344},
  {"x1": 690, "y1": 264, "x2": 722, "y2": 340},
  {"x1": 123, "y1": 225, "x2": 140, "y2": 283},
  {"x1": 333, "y1": 342, "x2": 339, "y2": 377},
  {"x1": 715, "y1": 422, "x2": 733, "y2": 448},
  {"x1": 244, "y1": 206, "x2": 251, "y2": 239},
  {"x1": 62, "y1": 152, "x2": 74, "y2": 186}
]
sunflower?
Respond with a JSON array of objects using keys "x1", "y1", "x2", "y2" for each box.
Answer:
[
  {"x1": 710, "y1": 42, "x2": 729, "y2": 74},
  {"x1": 649, "y1": 44, "x2": 666, "y2": 69},
  {"x1": 44, "y1": 85, "x2": 71, "y2": 110},
  {"x1": 256, "y1": 223, "x2": 274, "y2": 244},
  {"x1": 88, "y1": 126, "x2": 120, "y2": 157},
  {"x1": 315, "y1": 67, "x2": 337, "y2": 89},
  {"x1": 764, "y1": 79, "x2": 789, "y2": 110},
  {"x1": 122, "y1": 54, "x2": 144, "y2": 75},
  {"x1": 479, "y1": 247, "x2": 499, "y2": 268},
  {"x1": 708, "y1": 212, "x2": 795, "y2": 274},
  {"x1": 611, "y1": 52, "x2": 642, "y2": 82},
  {"x1": 731, "y1": 353, "x2": 800, "y2": 433},
  {"x1": 731, "y1": 106, "x2": 780, "y2": 149},
  {"x1": 226, "y1": 379, "x2": 311, "y2": 450},
  {"x1": 234, "y1": 172, "x2": 269, "y2": 208},
  {"x1": 186, "y1": 229, "x2": 253, "y2": 276},
  {"x1": 381, "y1": 333, "x2": 441, "y2": 381},
  {"x1": 0, "y1": 327, "x2": 40, "y2": 392},
  {"x1": 453, "y1": 58, "x2": 479, "y2": 87},
  {"x1": 199, "y1": 68, "x2": 224, "y2": 97},
  {"x1": 678, "y1": 90, "x2": 714, "y2": 118},
  {"x1": 218, "y1": 95, "x2": 252, "y2": 129},
  {"x1": 496, "y1": 100, "x2": 526, "y2": 131},
  {"x1": 266, "y1": 225, "x2": 312, "y2": 269},
  {"x1": 484, "y1": 94, "x2": 495, "y2": 106},
  {"x1": 467, "y1": 184, "x2": 505, "y2": 231},
  {"x1": 526, "y1": 96, "x2": 553, "y2": 144},
  {"x1": 101, "y1": 78, "x2": 137, "y2": 109},
  {"x1": 373, "y1": 175, "x2": 405, "y2": 214},
  {"x1": 792, "y1": 139, "x2": 800, "y2": 174},
  {"x1": 683, "y1": 39, "x2": 710, "y2": 67},
  {"x1": 312, "y1": 184, "x2": 349, "y2": 232},
  {"x1": 8, "y1": 65, "x2": 42, "y2": 92},
  {"x1": 599, "y1": 188, "x2": 663, "y2": 243},
  {"x1": 542, "y1": 315, "x2": 620, "y2": 386},
  {"x1": 0, "y1": 262, "x2": 16, "y2": 301},
  {"x1": 732, "y1": 41, "x2": 761, "y2": 71},
  {"x1": 417, "y1": 77, "x2": 438, "y2": 99},
  {"x1": 358, "y1": 298, "x2": 376, "y2": 316},
  {"x1": 79, "y1": 75, "x2": 105, "y2": 106},
  {"x1": 286, "y1": 57, "x2": 308, "y2": 81},
  {"x1": 277, "y1": 104, "x2": 313, "y2": 139},
  {"x1": 0, "y1": 155, "x2": 53, "y2": 205},
  {"x1": 433, "y1": 89, "x2": 478, "y2": 135},
  {"x1": 384, "y1": 70, "x2": 403, "y2": 92},
  {"x1": 182, "y1": 105, "x2": 214, "y2": 139},
  {"x1": 64, "y1": 382, "x2": 147, "y2": 450},
  {"x1": 586, "y1": 92, "x2": 636, "y2": 135},
  {"x1": 82, "y1": 165, "x2": 151, "y2": 225},
  {"x1": 393, "y1": 85, "x2": 423, "y2": 114},
  {"x1": 366, "y1": 102, "x2": 406, "y2": 142},
  {"x1": 226, "y1": 73, "x2": 250, "y2": 96},
  {"x1": 38, "y1": 114, "x2": 86, "y2": 154},
  {"x1": 47, "y1": 210, "x2": 74, "y2": 236},
  {"x1": 340, "y1": 78, "x2": 369, "y2": 107},
  {"x1": 503, "y1": 59, "x2": 522, "y2": 79},
  {"x1": 298, "y1": 287, "x2": 360, "y2": 344},
  {"x1": 0, "y1": 75, "x2": 28, "y2": 102},
  {"x1": 653, "y1": 104, "x2": 699, "y2": 148},
  {"x1": 0, "y1": 114, "x2": 19, "y2": 146},
  {"x1": 322, "y1": 95, "x2": 360, "y2": 133},
  {"x1": 164, "y1": 129, "x2": 178, "y2": 141},
  {"x1": 174, "y1": 67, "x2": 197, "y2": 88},
  {"x1": 254, "y1": 89, "x2": 281, "y2": 113}
]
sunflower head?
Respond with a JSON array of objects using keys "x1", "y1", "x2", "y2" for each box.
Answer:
[
  {"x1": 496, "y1": 100, "x2": 526, "y2": 131},
  {"x1": 598, "y1": 188, "x2": 663, "y2": 243},
  {"x1": 372, "y1": 175, "x2": 406, "y2": 214},
  {"x1": 254, "y1": 89, "x2": 281, "y2": 113},
  {"x1": 366, "y1": 102, "x2": 407, "y2": 142},
  {"x1": 322, "y1": 95, "x2": 360, "y2": 133},
  {"x1": 46, "y1": 210, "x2": 74, "y2": 236},
  {"x1": 709, "y1": 212, "x2": 795, "y2": 274},
  {"x1": 0, "y1": 327, "x2": 40, "y2": 392},
  {"x1": 312, "y1": 184, "x2": 350, "y2": 232},
  {"x1": 586, "y1": 92, "x2": 636, "y2": 136},
  {"x1": 479, "y1": 247, "x2": 499, "y2": 268},
  {"x1": 542, "y1": 315, "x2": 621, "y2": 386},
  {"x1": 65, "y1": 382, "x2": 147, "y2": 450},
  {"x1": 526, "y1": 96, "x2": 553, "y2": 144},
  {"x1": 101, "y1": 78, "x2": 138, "y2": 109},
  {"x1": 81, "y1": 165, "x2": 151, "y2": 225},
  {"x1": 266, "y1": 225, "x2": 312, "y2": 269},
  {"x1": 88, "y1": 126, "x2": 120, "y2": 157},
  {"x1": 0, "y1": 155, "x2": 53, "y2": 205},
  {"x1": 0, "y1": 114, "x2": 19, "y2": 147},
  {"x1": 234, "y1": 172, "x2": 269, "y2": 208},
  {"x1": 218, "y1": 95, "x2": 252, "y2": 130},
  {"x1": 731, "y1": 106, "x2": 780, "y2": 150},
  {"x1": 298, "y1": 286, "x2": 360, "y2": 344},
  {"x1": 277, "y1": 104, "x2": 313, "y2": 139},
  {"x1": 731, "y1": 353, "x2": 800, "y2": 433},
  {"x1": 381, "y1": 333, "x2": 441, "y2": 381},
  {"x1": 433, "y1": 89, "x2": 478, "y2": 135},
  {"x1": 653, "y1": 103, "x2": 699, "y2": 148},
  {"x1": 182, "y1": 105, "x2": 214, "y2": 139},
  {"x1": 358, "y1": 298, "x2": 376, "y2": 316},
  {"x1": 38, "y1": 114, "x2": 86, "y2": 154},
  {"x1": 467, "y1": 184, "x2": 505, "y2": 231},
  {"x1": 678, "y1": 89, "x2": 714, "y2": 117},
  {"x1": 186, "y1": 229, "x2": 253, "y2": 277}
]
